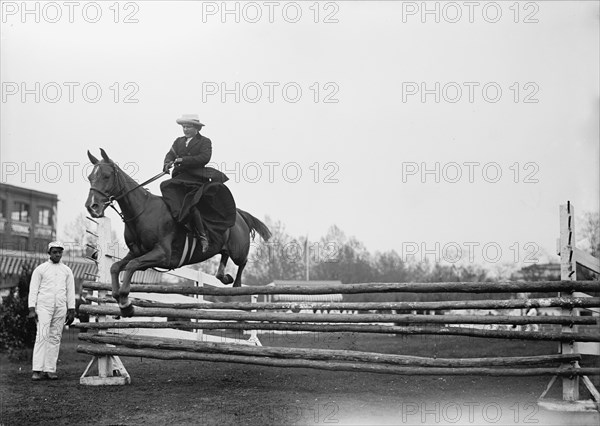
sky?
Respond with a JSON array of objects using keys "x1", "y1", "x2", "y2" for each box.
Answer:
[{"x1": 1, "y1": 1, "x2": 599, "y2": 273}]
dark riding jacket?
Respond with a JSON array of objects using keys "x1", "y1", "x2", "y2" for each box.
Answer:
[{"x1": 163, "y1": 134, "x2": 228, "y2": 183}]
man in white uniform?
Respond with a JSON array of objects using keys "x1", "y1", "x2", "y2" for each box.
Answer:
[{"x1": 28, "y1": 241, "x2": 75, "y2": 380}]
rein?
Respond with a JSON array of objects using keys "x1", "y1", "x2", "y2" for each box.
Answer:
[{"x1": 111, "y1": 170, "x2": 168, "y2": 203}]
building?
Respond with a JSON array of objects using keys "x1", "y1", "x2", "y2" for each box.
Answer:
[
  {"x1": 510, "y1": 263, "x2": 561, "y2": 282},
  {"x1": 0, "y1": 183, "x2": 96, "y2": 294},
  {"x1": 263, "y1": 280, "x2": 351, "y2": 315},
  {"x1": 0, "y1": 183, "x2": 57, "y2": 252},
  {"x1": 265, "y1": 280, "x2": 344, "y2": 303}
]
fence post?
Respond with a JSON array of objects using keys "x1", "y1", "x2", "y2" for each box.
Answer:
[{"x1": 559, "y1": 202, "x2": 579, "y2": 401}]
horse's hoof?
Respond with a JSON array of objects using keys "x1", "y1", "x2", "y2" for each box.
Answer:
[
  {"x1": 219, "y1": 274, "x2": 234, "y2": 285},
  {"x1": 233, "y1": 281, "x2": 242, "y2": 288},
  {"x1": 120, "y1": 304, "x2": 135, "y2": 318}
]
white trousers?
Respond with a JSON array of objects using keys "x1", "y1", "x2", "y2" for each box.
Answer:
[{"x1": 32, "y1": 304, "x2": 67, "y2": 373}]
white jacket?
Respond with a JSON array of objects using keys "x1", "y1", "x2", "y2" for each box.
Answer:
[{"x1": 28, "y1": 260, "x2": 75, "y2": 310}]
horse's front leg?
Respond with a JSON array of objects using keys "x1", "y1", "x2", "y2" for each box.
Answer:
[
  {"x1": 118, "y1": 247, "x2": 169, "y2": 317},
  {"x1": 109, "y1": 252, "x2": 135, "y2": 302}
]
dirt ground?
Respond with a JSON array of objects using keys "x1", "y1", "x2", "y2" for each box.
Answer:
[{"x1": 1, "y1": 329, "x2": 599, "y2": 426}]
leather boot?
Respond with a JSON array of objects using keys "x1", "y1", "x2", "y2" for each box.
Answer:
[{"x1": 190, "y1": 208, "x2": 209, "y2": 253}]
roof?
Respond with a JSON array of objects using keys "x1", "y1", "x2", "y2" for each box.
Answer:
[
  {"x1": 268, "y1": 280, "x2": 343, "y2": 287},
  {"x1": 521, "y1": 263, "x2": 560, "y2": 272},
  {"x1": 0, "y1": 183, "x2": 59, "y2": 201}
]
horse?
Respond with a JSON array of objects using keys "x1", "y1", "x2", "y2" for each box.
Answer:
[{"x1": 85, "y1": 149, "x2": 271, "y2": 317}]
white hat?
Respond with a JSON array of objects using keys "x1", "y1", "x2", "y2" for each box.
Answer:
[
  {"x1": 176, "y1": 114, "x2": 204, "y2": 129},
  {"x1": 48, "y1": 241, "x2": 64, "y2": 250}
]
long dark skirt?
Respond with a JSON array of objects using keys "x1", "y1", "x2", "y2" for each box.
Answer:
[{"x1": 160, "y1": 176, "x2": 237, "y2": 242}]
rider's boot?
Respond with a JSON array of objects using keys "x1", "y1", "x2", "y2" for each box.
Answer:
[{"x1": 190, "y1": 208, "x2": 209, "y2": 253}]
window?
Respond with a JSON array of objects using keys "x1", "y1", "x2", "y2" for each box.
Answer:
[
  {"x1": 17, "y1": 236, "x2": 29, "y2": 251},
  {"x1": 12, "y1": 202, "x2": 30, "y2": 222},
  {"x1": 38, "y1": 207, "x2": 52, "y2": 226}
]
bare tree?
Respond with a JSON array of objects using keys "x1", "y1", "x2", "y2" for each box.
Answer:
[
  {"x1": 60, "y1": 213, "x2": 120, "y2": 258},
  {"x1": 580, "y1": 211, "x2": 600, "y2": 258},
  {"x1": 60, "y1": 213, "x2": 90, "y2": 256}
]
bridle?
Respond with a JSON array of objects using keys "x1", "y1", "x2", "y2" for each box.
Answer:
[{"x1": 89, "y1": 162, "x2": 165, "y2": 223}]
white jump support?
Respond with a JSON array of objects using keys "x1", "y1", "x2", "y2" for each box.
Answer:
[
  {"x1": 538, "y1": 202, "x2": 600, "y2": 411},
  {"x1": 80, "y1": 217, "x2": 131, "y2": 385}
]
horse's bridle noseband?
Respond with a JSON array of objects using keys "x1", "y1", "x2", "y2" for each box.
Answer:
[{"x1": 89, "y1": 163, "x2": 145, "y2": 223}]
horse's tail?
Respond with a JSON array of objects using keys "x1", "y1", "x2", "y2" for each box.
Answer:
[{"x1": 237, "y1": 208, "x2": 272, "y2": 242}]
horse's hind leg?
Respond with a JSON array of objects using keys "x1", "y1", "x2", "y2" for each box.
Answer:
[
  {"x1": 224, "y1": 212, "x2": 250, "y2": 287},
  {"x1": 232, "y1": 260, "x2": 247, "y2": 288},
  {"x1": 227, "y1": 237, "x2": 249, "y2": 287},
  {"x1": 216, "y1": 253, "x2": 234, "y2": 285}
]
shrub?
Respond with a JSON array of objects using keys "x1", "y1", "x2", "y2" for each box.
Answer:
[{"x1": 0, "y1": 265, "x2": 37, "y2": 358}]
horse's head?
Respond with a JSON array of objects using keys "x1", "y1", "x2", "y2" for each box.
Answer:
[{"x1": 85, "y1": 149, "x2": 120, "y2": 218}]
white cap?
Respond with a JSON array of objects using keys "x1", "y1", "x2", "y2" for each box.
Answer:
[{"x1": 48, "y1": 241, "x2": 64, "y2": 250}]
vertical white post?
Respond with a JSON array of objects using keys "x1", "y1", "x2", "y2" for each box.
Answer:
[
  {"x1": 80, "y1": 216, "x2": 130, "y2": 385},
  {"x1": 305, "y1": 235, "x2": 309, "y2": 281},
  {"x1": 195, "y1": 270, "x2": 204, "y2": 341},
  {"x1": 559, "y1": 203, "x2": 579, "y2": 401},
  {"x1": 249, "y1": 294, "x2": 261, "y2": 346},
  {"x1": 96, "y1": 217, "x2": 114, "y2": 377}
]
